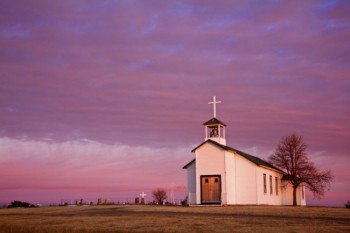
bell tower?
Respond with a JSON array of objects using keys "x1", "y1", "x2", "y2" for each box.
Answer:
[{"x1": 204, "y1": 96, "x2": 226, "y2": 145}]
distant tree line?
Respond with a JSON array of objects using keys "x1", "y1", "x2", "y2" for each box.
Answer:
[{"x1": 7, "y1": 200, "x2": 37, "y2": 208}]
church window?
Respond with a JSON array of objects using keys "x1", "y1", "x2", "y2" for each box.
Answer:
[
  {"x1": 275, "y1": 177, "x2": 278, "y2": 195},
  {"x1": 263, "y1": 174, "x2": 267, "y2": 194},
  {"x1": 270, "y1": 175, "x2": 273, "y2": 195}
]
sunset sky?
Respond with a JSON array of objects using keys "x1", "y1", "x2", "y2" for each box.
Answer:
[{"x1": 1, "y1": 0, "x2": 349, "y2": 206}]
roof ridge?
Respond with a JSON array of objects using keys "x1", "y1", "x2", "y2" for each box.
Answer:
[{"x1": 192, "y1": 139, "x2": 285, "y2": 174}]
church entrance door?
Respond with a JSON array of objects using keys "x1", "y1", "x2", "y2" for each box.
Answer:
[{"x1": 201, "y1": 175, "x2": 221, "y2": 204}]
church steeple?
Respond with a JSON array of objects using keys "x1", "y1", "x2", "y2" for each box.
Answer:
[{"x1": 204, "y1": 96, "x2": 226, "y2": 145}]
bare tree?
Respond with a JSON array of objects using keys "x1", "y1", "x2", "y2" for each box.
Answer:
[
  {"x1": 152, "y1": 188, "x2": 167, "y2": 205},
  {"x1": 269, "y1": 133, "x2": 333, "y2": 206}
]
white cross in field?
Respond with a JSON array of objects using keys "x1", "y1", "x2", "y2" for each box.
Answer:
[
  {"x1": 208, "y1": 96, "x2": 222, "y2": 118},
  {"x1": 140, "y1": 192, "x2": 147, "y2": 199}
]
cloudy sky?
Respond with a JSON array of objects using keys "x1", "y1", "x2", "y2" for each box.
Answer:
[{"x1": 1, "y1": 0, "x2": 349, "y2": 206}]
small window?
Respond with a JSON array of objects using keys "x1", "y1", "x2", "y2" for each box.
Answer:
[
  {"x1": 263, "y1": 174, "x2": 267, "y2": 194},
  {"x1": 205, "y1": 178, "x2": 208, "y2": 183},
  {"x1": 270, "y1": 175, "x2": 273, "y2": 195},
  {"x1": 214, "y1": 178, "x2": 218, "y2": 183},
  {"x1": 275, "y1": 177, "x2": 278, "y2": 195}
]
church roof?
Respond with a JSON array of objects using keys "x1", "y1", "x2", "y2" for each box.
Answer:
[
  {"x1": 282, "y1": 174, "x2": 292, "y2": 180},
  {"x1": 203, "y1": 118, "x2": 226, "y2": 126},
  {"x1": 182, "y1": 159, "x2": 195, "y2": 169},
  {"x1": 189, "y1": 139, "x2": 285, "y2": 173}
]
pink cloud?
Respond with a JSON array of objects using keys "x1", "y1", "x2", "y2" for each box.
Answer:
[{"x1": 0, "y1": 137, "x2": 190, "y2": 204}]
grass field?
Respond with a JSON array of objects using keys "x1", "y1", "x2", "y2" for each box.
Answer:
[{"x1": 0, "y1": 205, "x2": 349, "y2": 233}]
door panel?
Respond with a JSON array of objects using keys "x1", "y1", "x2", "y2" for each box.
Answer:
[{"x1": 201, "y1": 176, "x2": 221, "y2": 204}]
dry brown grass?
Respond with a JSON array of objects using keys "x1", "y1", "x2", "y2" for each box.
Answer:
[{"x1": 0, "y1": 205, "x2": 349, "y2": 233}]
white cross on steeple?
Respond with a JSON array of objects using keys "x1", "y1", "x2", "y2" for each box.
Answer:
[{"x1": 208, "y1": 96, "x2": 222, "y2": 118}]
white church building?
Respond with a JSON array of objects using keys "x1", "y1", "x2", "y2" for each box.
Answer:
[{"x1": 183, "y1": 96, "x2": 306, "y2": 206}]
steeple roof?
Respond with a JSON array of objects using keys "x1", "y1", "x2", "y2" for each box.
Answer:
[{"x1": 203, "y1": 117, "x2": 226, "y2": 126}]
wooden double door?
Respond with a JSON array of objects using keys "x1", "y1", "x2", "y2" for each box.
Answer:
[{"x1": 201, "y1": 175, "x2": 221, "y2": 204}]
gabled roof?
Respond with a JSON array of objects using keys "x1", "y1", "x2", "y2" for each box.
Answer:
[
  {"x1": 203, "y1": 118, "x2": 226, "y2": 126},
  {"x1": 182, "y1": 159, "x2": 195, "y2": 169},
  {"x1": 190, "y1": 139, "x2": 285, "y2": 174}
]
